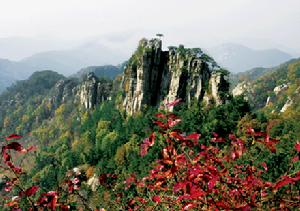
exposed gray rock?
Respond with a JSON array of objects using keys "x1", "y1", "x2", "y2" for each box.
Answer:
[
  {"x1": 274, "y1": 84, "x2": 288, "y2": 95},
  {"x1": 87, "y1": 174, "x2": 100, "y2": 192},
  {"x1": 232, "y1": 81, "x2": 251, "y2": 97},
  {"x1": 77, "y1": 73, "x2": 112, "y2": 109},
  {"x1": 280, "y1": 97, "x2": 293, "y2": 112},
  {"x1": 121, "y1": 38, "x2": 229, "y2": 115},
  {"x1": 49, "y1": 79, "x2": 78, "y2": 109},
  {"x1": 265, "y1": 96, "x2": 271, "y2": 107}
]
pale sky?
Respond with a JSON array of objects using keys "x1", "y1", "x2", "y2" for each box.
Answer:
[{"x1": 0, "y1": 0, "x2": 299, "y2": 57}]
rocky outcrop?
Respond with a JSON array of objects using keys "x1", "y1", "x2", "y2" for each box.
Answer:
[
  {"x1": 49, "y1": 79, "x2": 79, "y2": 109},
  {"x1": 274, "y1": 84, "x2": 288, "y2": 95},
  {"x1": 232, "y1": 81, "x2": 251, "y2": 97},
  {"x1": 77, "y1": 73, "x2": 112, "y2": 109},
  {"x1": 46, "y1": 72, "x2": 113, "y2": 111},
  {"x1": 280, "y1": 97, "x2": 293, "y2": 112},
  {"x1": 121, "y1": 38, "x2": 229, "y2": 115},
  {"x1": 265, "y1": 96, "x2": 271, "y2": 107}
]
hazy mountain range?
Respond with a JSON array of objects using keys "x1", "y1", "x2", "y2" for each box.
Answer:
[
  {"x1": 0, "y1": 38, "x2": 296, "y2": 93},
  {"x1": 0, "y1": 38, "x2": 128, "y2": 93},
  {"x1": 207, "y1": 43, "x2": 293, "y2": 73}
]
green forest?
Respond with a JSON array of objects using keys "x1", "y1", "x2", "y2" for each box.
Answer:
[{"x1": 0, "y1": 41, "x2": 300, "y2": 210}]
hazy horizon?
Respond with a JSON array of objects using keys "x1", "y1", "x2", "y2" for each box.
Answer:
[{"x1": 0, "y1": 0, "x2": 299, "y2": 61}]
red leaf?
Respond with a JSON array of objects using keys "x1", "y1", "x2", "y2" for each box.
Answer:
[
  {"x1": 5, "y1": 200, "x2": 18, "y2": 207},
  {"x1": 208, "y1": 176, "x2": 218, "y2": 190},
  {"x1": 246, "y1": 127, "x2": 255, "y2": 135},
  {"x1": 240, "y1": 205, "x2": 251, "y2": 211},
  {"x1": 229, "y1": 134, "x2": 236, "y2": 141},
  {"x1": 152, "y1": 195, "x2": 161, "y2": 203},
  {"x1": 261, "y1": 162, "x2": 268, "y2": 171},
  {"x1": 140, "y1": 143, "x2": 149, "y2": 157},
  {"x1": 47, "y1": 191, "x2": 58, "y2": 210},
  {"x1": 5, "y1": 134, "x2": 22, "y2": 141},
  {"x1": 292, "y1": 171, "x2": 300, "y2": 182},
  {"x1": 167, "y1": 118, "x2": 181, "y2": 127},
  {"x1": 211, "y1": 137, "x2": 226, "y2": 143},
  {"x1": 231, "y1": 151, "x2": 237, "y2": 160},
  {"x1": 295, "y1": 142, "x2": 300, "y2": 152},
  {"x1": 185, "y1": 133, "x2": 200, "y2": 141},
  {"x1": 166, "y1": 99, "x2": 181, "y2": 108},
  {"x1": 274, "y1": 176, "x2": 294, "y2": 190},
  {"x1": 140, "y1": 133, "x2": 156, "y2": 157},
  {"x1": 5, "y1": 142, "x2": 23, "y2": 151},
  {"x1": 153, "y1": 120, "x2": 167, "y2": 129},
  {"x1": 21, "y1": 186, "x2": 39, "y2": 197},
  {"x1": 37, "y1": 191, "x2": 58, "y2": 210},
  {"x1": 149, "y1": 132, "x2": 156, "y2": 146},
  {"x1": 12, "y1": 166, "x2": 22, "y2": 173},
  {"x1": 136, "y1": 197, "x2": 146, "y2": 204},
  {"x1": 173, "y1": 182, "x2": 187, "y2": 193},
  {"x1": 215, "y1": 201, "x2": 230, "y2": 209},
  {"x1": 212, "y1": 132, "x2": 218, "y2": 137},
  {"x1": 4, "y1": 181, "x2": 13, "y2": 192},
  {"x1": 189, "y1": 185, "x2": 205, "y2": 198},
  {"x1": 26, "y1": 145, "x2": 37, "y2": 152},
  {"x1": 169, "y1": 131, "x2": 185, "y2": 141},
  {"x1": 2, "y1": 150, "x2": 11, "y2": 162},
  {"x1": 292, "y1": 156, "x2": 299, "y2": 162},
  {"x1": 155, "y1": 113, "x2": 166, "y2": 119},
  {"x1": 60, "y1": 205, "x2": 70, "y2": 211}
]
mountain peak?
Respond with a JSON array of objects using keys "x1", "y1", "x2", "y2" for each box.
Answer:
[
  {"x1": 208, "y1": 43, "x2": 292, "y2": 73},
  {"x1": 121, "y1": 38, "x2": 229, "y2": 115}
]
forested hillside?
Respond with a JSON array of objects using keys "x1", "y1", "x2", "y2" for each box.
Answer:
[{"x1": 0, "y1": 39, "x2": 299, "y2": 210}]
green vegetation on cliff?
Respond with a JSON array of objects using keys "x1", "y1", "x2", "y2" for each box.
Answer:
[{"x1": 1, "y1": 40, "x2": 299, "y2": 210}]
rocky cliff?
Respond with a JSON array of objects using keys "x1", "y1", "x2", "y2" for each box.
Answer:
[
  {"x1": 50, "y1": 72, "x2": 113, "y2": 110},
  {"x1": 231, "y1": 58, "x2": 300, "y2": 113},
  {"x1": 121, "y1": 38, "x2": 229, "y2": 115},
  {"x1": 76, "y1": 73, "x2": 112, "y2": 109}
]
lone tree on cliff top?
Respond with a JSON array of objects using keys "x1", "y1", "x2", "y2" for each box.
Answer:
[{"x1": 156, "y1": 33, "x2": 164, "y2": 39}]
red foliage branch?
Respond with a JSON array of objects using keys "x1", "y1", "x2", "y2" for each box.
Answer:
[{"x1": 122, "y1": 101, "x2": 300, "y2": 210}]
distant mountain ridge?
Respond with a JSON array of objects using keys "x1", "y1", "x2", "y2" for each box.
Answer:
[
  {"x1": 232, "y1": 57, "x2": 300, "y2": 112},
  {"x1": 0, "y1": 41, "x2": 127, "y2": 93},
  {"x1": 232, "y1": 58, "x2": 300, "y2": 84},
  {"x1": 0, "y1": 41, "x2": 294, "y2": 93},
  {"x1": 0, "y1": 58, "x2": 34, "y2": 93},
  {"x1": 207, "y1": 43, "x2": 293, "y2": 73},
  {"x1": 73, "y1": 65, "x2": 122, "y2": 80},
  {"x1": 21, "y1": 42, "x2": 127, "y2": 76}
]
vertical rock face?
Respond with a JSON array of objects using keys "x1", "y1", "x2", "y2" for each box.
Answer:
[
  {"x1": 49, "y1": 79, "x2": 79, "y2": 109},
  {"x1": 121, "y1": 38, "x2": 229, "y2": 115},
  {"x1": 48, "y1": 73, "x2": 113, "y2": 111},
  {"x1": 122, "y1": 39, "x2": 168, "y2": 114},
  {"x1": 77, "y1": 73, "x2": 112, "y2": 109}
]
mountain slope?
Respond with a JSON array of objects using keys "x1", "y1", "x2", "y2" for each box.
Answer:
[
  {"x1": 208, "y1": 43, "x2": 292, "y2": 73},
  {"x1": 232, "y1": 58, "x2": 300, "y2": 112},
  {"x1": 74, "y1": 65, "x2": 122, "y2": 80},
  {"x1": 1, "y1": 38, "x2": 298, "y2": 210},
  {"x1": 0, "y1": 40, "x2": 127, "y2": 92},
  {"x1": 21, "y1": 42, "x2": 127, "y2": 76},
  {"x1": 0, "y1": 58, "x2": 35, "y2": 93}
]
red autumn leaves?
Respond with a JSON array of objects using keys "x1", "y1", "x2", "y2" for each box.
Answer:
[
  {"x1": 140, "y1": 132, "x2": 155, "y2": 157},
  {"x1": 1, "y1": 134, "x2": 84, "y2": 210},
  {"x1": 36, "y1": 191, "x2": 58, "y2": 210},
  {"x1": 19, "y1": 186, "x2": 40, "y2": 197},
  {"x1": 1, "y1": 134, "x2": 63, "y2": 210},
  {"x1": 1, "y1": 135, "x2": 36, "y2": 173},
  {"x1": 130, "y1": 104, "x2": 300, "y2": 210},
  {"x1": 5, "y1": 134, "x2": 23, "y2": 141},
  {"x1": 247, "y1": 128, "x2": 279, "y2": 153},
  {"x1": 1, "y1": 134, "x2": 40, "y2": 209}
]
